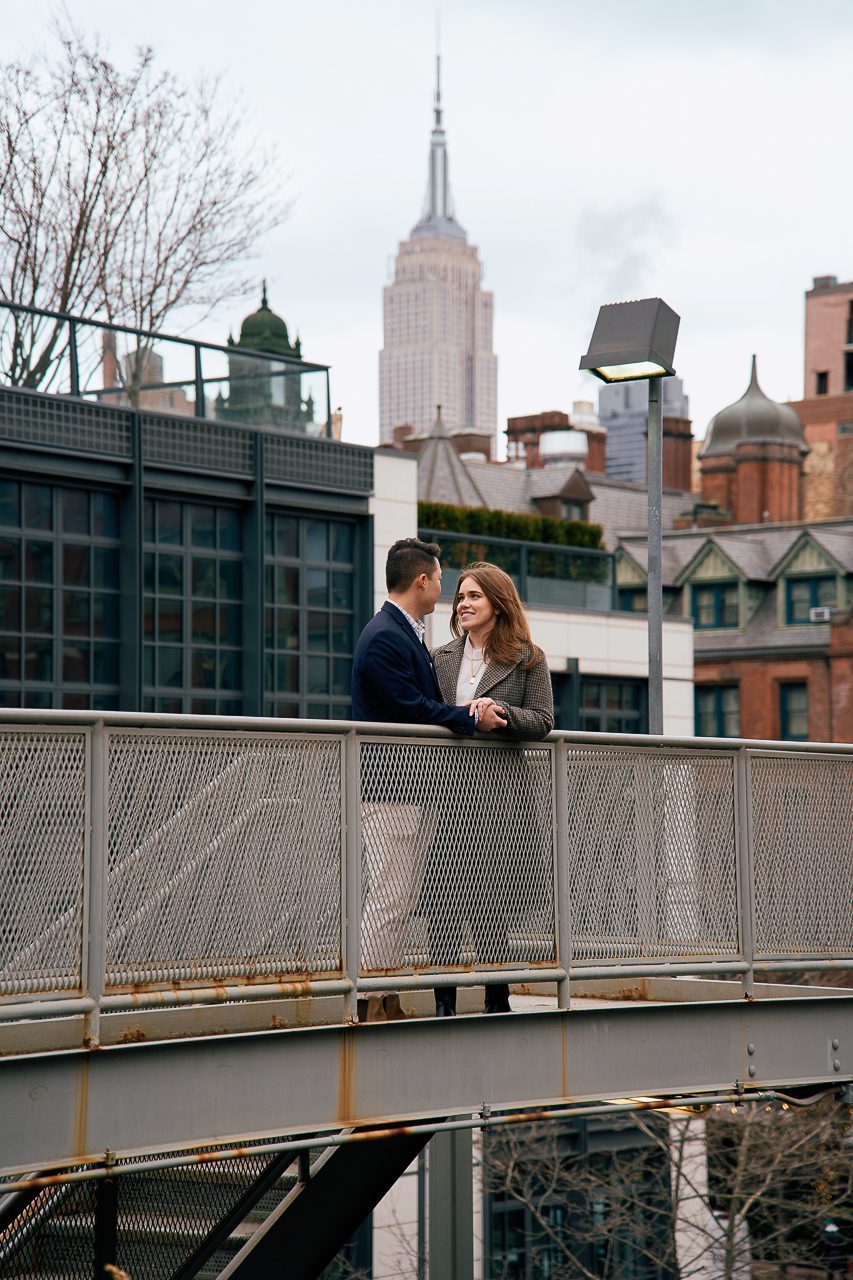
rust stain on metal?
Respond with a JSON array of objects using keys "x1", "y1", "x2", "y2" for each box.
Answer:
[
  {"x1": 275, "y1": 979, "x2": 313, "y2": 997},
  {"x1": 117, "y1": 1026, "x2": 146, "y2": 1044},
  {"x1": 191, "y1": 1145, "x2": 252, "y2": 1165},
  {"x1": 573, "y1": 984, "x2": 653, "y2": 1003},
  {"x1": 338, "y1": 1029, "x2": 355, "y2": 1123},
  {"x1": 72, "y1": 1057, "x2": 90, "y2": 1157}
]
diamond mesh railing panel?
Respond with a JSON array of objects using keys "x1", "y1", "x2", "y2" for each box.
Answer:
[
  {"x1": 564, "y1": 748, "x2": 739, "y2": 962},
  {"x1": 360, "y1": 740, "x2": 555, "y2": 972},
  {"x1": 105, "y1": 731, "x2": 343, "y2": 987},
  {"x1": 0, "y1": 730, "x2": 87, "y2": 997},
  {"x1": 751, "y1": 752, "x2": 853, "y2": 959},
  {"x1": 0, "y1": 1144, "x2": 299, "y2": 1280},
  {"x1": 113, "y1": 1149, "x2": 296, "y2": 1280},
  {"x1": 0, "y1": 1179, "x2": 96, "y2": 1278}
]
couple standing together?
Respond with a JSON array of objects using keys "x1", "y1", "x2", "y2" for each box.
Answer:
[{"x1": 351, "y1": 537, "x2": 553, "y2": 1022}]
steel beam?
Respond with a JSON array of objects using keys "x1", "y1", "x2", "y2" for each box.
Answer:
[
  {"x1": 0, "y1": 995, "x2": 849, "y2": 1177},
  {"x1": 429, "y1": 1129, "x2": 474, "y2": 1280}
]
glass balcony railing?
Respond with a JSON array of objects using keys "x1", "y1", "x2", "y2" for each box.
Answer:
[
  {"x1": 0, "y1": 301, "x2": 332, "y2": 438},
  {"x1": 420, "y1": 528, "x2": 615, "y2": 612}
]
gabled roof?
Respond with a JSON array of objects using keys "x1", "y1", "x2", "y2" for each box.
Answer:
[
  {"x1": 616, "y1": 538, "x2": 692, "y2": 586},
  {"x1": 808, "y1": 527, "x2": 853, "y2": 572},
  {"x1": 528, "y1": 465, "x2": 579, "y2": 499},
  {"x1": 617, "y1": 518, "x2": 853, "y2": 589},
  {"x1": 464, "y1": 459, "x2": 528, "y2": 510},
  {"x1": 529, "y1": 468, "x2": 594, "y2": 504},
  {"x1": 673, "y1": 538, "x2": 748, "y2": 587},
  {"x1": 708, "y1": 534, "x2": 776, "y2": 581},
  {"x1": 417, "y1": 410, "x2": 486, "y2": 507}
]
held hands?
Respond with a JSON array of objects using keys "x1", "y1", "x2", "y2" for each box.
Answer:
[{"x1": 467, "y1": 696, "x2": 507, "y2": 732}]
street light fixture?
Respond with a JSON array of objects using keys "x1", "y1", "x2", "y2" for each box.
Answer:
[{"x1": 580, "y1": 297, "x2": 681, "y2": 736}]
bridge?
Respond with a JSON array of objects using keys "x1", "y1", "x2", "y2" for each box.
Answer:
[{"x1": 0, "y1": 711, "x2": 850, "y2": 1276}]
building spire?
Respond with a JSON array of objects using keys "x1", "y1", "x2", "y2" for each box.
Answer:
[
  {"x1": 428, "y1": 50, "x2": 448, "y2": 220},
  {"x1": 410, "y1": 38, "x2": 466, "y2": 242}
]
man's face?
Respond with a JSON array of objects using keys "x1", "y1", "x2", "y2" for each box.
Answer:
[{"x1": 420, "y1": 561, "x2": 443, "y2": 616}]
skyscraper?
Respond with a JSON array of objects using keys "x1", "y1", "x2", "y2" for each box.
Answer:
[
  {"x1": 379, "y1": 58, "x2": 497, "y2": 453},
  {"x1": 598, "y1": 376, "x2": 690, "y2": 484}
]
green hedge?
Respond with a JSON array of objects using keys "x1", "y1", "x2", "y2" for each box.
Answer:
[{"x1": 418, "y1": 501, "x2": 604, "y2": 551}]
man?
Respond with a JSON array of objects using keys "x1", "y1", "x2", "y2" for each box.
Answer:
[{"x1": 351, "y1": 538, "x2": 506, "y2": 1021}]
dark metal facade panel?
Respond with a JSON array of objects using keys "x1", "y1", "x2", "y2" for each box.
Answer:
[
  {"x1": 141, "y1": 413, "x2": 255, "y2": 476},
  {"x1": 0, "y1": 387, "x2": 375, "y2": 495},
  {"x1": 265, "y1": 433, "x2": 374, "y2": 493},
  {"x1": 1, "y1": 995, "x2": 849, "y2": 1175},
  {"x1": 0, "y1": 387, "x2": 132, "y2": 459}
]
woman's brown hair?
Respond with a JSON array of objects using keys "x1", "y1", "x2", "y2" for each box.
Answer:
[{"x1": 450, "y1": 562, "x2": 544, "y2": 668}]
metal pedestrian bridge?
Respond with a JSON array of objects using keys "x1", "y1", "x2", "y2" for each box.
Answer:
[{"x1": 0, "y1": 711, "x2": 851, "y2": 1276}]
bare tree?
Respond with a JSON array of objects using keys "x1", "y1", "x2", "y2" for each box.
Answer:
[
  {"x1": 0, "y1": 13, "x2": 287, "y2": 390},
  {"x1": 483, "y1": 1099, "x2": 852, "y2": 1280}
]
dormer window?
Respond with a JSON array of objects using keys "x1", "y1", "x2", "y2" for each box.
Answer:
[
  {"x1": 618, "y1": 587, "x2": 647, "y2": 612},
  {"x1": 691, "y1": 583, "x2": 739, "y2": 629},
  {"x1": 785, "y1": 575, "x2": 836, "y2": 624}
]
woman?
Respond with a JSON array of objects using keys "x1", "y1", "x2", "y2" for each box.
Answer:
[{"x1": 430, "y1": 562, "x2": 554, "y2": 1016}]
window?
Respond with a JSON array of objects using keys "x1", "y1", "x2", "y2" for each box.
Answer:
[
  {"x1": 691, "y1": 582, "x2": 739, "y2": 629},
  {"x1": 785, "y1": 575, "x2": 836, "y2": 623},
  {"x1": 561, "y1": 499, "x2": 586, "y2": 520},
  {"x1": 847, "y1": 300, "x2": 853, "y2": 345},
  {"x1": 846, "y1": 352, "x2": 853, "y2": 394},
  {"x1": 0, "y1": 480, "x2": 120, "y2": 709},
  {"x1": 580, "y1": 679, "x2": 648, "y2": 734},
  {"x1": 695, "y1": 685, "x2": 740, "y2": 737},
  {"x1": 815, "y1": 370, "x2": 828, "y2": 396},
  {"x1": 484, "y1": 1120, "x2": 673, "y2": 1280},
  {"x1": 618, "y1": 587, "x2": 647, "y2": 612},
  {"x1": 142, "y1": 499, "x2": 243, "y2": 714},
  {"x1": 264, "y1": 513, "x2": 356, "y2": 719},
  {"x1": 779, "y1": 682, "x2": 808, "y2": 741}
]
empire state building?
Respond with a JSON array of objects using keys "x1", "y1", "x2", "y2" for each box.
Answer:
[{"x1": 379, "y1": 59, "x2": 497, "y2": 453}]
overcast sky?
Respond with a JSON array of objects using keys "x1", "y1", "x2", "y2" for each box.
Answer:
[{"x1": 7, "y1": 1, "x2": 853, "y2": 451}]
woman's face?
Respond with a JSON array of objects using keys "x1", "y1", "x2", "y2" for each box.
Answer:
[{"x1": 456, "y1": 576, "x2": 497, "y2": 635}]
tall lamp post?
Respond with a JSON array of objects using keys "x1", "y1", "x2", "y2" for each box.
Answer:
[{"x1": 579, "y1": 298, "x2": 680, "y2": 735}]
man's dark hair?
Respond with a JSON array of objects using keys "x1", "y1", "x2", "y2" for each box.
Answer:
[{"x1": 386, "y1": 538, "x2": 441, "y2": 592}]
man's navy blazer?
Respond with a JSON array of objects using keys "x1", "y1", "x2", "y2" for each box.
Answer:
[{"x1": 351, "y1": 602, "x2": 475, "y2": 734}]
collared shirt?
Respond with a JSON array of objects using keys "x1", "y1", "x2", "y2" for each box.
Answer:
[
  {"x1": 386, "y1": 598, "x2": 476, "y2": 720},
  {"x1": 386, "y1": 598, "x2": 426, "y2": 645}
]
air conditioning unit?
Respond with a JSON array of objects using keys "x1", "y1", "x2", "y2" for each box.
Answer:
[{"x1": 809, "y1": 605, "x2": 834, "y2": 623}]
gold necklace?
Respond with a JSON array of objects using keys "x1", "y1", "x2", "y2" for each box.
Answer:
[{"x1": 468, "y1": 642, "x2": 487, "y2": 685}]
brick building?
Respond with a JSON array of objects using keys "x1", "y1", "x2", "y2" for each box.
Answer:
[
  {"x1": 505, "y1": 407, "x2": 607, "y2": 474},
  {"x1": 790, "y1": 274, "x2": 853, "y2": 521},
  {"x1": 697, "y1": 357, "x2": 808, "y2": 525},
  {"x1": 616, "y1": 520, "x2": 853, "y2": 743}
]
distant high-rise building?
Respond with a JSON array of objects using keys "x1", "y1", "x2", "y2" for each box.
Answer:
[
  {"x1": 792, "y1": 274, "x2": 853, "y2": 520},
  {"x1": 598, "y1": 377, "x2": 690, "y2": 484},
  {"x1": 379, "y1": 57, "x2": 497, "y2": 453}
]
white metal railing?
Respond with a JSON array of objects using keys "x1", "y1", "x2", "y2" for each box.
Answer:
[{"x1": 0, "y1": 711, "x2": 851, "y2": 1038}]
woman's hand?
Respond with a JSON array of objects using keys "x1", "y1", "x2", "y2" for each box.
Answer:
[{"x1": 467, "y1": 696, "x2": 507, "y2": 720}]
